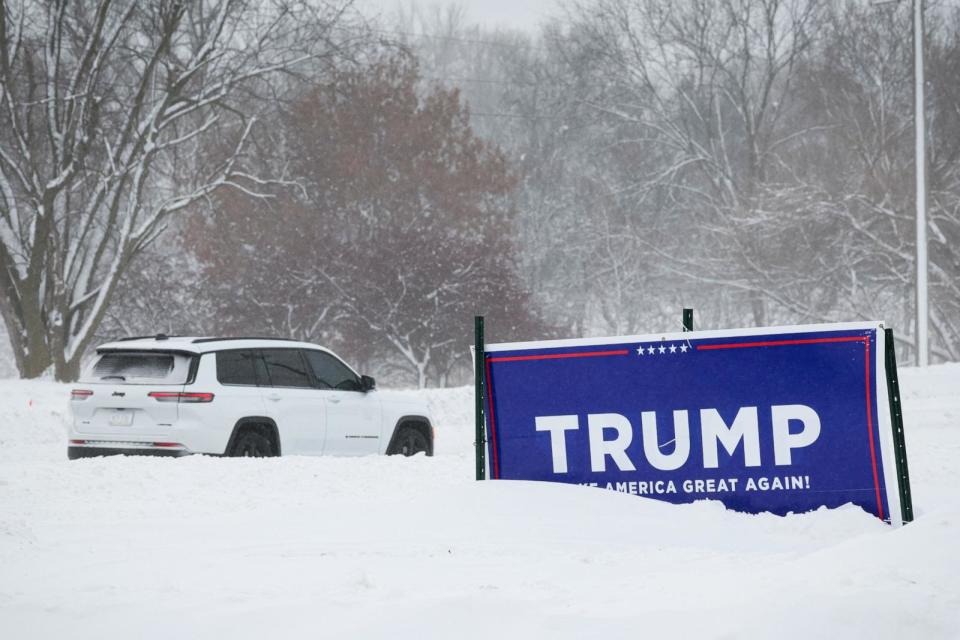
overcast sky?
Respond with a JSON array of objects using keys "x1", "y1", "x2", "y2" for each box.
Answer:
[{"x1": 358, "y1": 0, "x2": 563, "y2": 33}]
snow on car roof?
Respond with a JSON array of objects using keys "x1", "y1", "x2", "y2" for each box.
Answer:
[{"x1": 95, "y1": 336, "x2": 334, "y2": 354}]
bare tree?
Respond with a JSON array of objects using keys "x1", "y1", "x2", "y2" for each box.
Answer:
[
  {"x1": 568, "y1": 0, "x2": 826, "y2": 322},
  {"x1": 377, "y1": 0, "x2": 960, "y2": 364},
  {"x1": 801, "y1": 1, "x2": 960, "y2": 361},
  {"x1": 0, "y1": 0, "x2": 357, "y2": 379},
  {"x1": 178, "y1": 56, "x2": 545, "y2": 387}
]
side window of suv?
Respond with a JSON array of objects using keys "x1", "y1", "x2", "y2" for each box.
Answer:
[
  {"x1": 305, "y1": 350, "x2": 361, "y2": 391},
  {"x1": 261, "y1": 349, "x2": 313, "y2": 388},
  {"x1": 216, "y1": 350, "x2": 260, "y2": 386}
]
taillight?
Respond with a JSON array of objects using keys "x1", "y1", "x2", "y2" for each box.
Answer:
[
  {"x1": 148, "y1": 392, "x2": 214, "y2": 403},
  {"x1": 71, "y1": 389, "x2": 94, "y2": 400}
]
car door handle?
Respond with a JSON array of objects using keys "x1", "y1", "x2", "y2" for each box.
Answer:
[
  {"x1": 328, "y1": 396, "x2": 341, "y2": 404},
  {"x1": 266, "y1": 393, "x2": 282, "y2": 402}
]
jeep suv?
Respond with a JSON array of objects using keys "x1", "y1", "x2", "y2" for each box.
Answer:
[{"x1": 67, "y1": 336, "x2": 434, "y2": 459}]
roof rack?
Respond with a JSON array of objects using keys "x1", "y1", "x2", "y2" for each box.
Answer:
[
  {"x1": 115, "y1": 333, "x2": 179, "y2": 342},
  {"x1": 190, "y1": 336, "x2": 302, "y2": 344}
]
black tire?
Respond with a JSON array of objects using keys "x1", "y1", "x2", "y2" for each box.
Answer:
[
  {"x1": 390, "y1": 425, "x2": 429, "y2": 457},
  {"x1": 229, "y1": 430, "x2": 275, "y2": 457}
]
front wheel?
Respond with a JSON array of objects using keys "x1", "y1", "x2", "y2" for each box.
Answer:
[
  {"x1": 230, "y1": 430, "x2": 275, "y2": 457},
  {"x1": 389, "y1": 426, "x2": 429, "y2": 457}
]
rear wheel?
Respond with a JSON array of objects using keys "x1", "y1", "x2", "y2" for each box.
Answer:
[
  {"x1": 230, "y1": 430, "x2": 274, "y2": 457},
  {"x1": 390, "y1": 425, "x2": 429, "y2": 457}
]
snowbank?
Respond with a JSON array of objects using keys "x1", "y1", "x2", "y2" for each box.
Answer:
[{"x1": 1, "y1": 366, "x2": 958, "y2": 638}]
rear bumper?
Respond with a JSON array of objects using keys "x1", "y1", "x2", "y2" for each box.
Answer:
[
  {"x1": 67, "y1": 411, "x2": 231, "y2": 456},
  {"x1": 67, "y1": 443, "x2": 191, "y2": 460}
]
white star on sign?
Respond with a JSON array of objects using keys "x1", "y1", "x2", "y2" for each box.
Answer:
[
  {"x1": 647, "y1": 346, "x2": 655, "y2": 355},
  {"x1": 636, "y1": 346, "x2": 645, "y2": 355},
  {"x1": 669, "y1": 344, "x2": 677, "y2": 354},
  {"x1": 658, "y1": 345, "x2": 666, "y2": 354},
  {"x1": 680, "y1": 344, "x2": 689, "y2": 353}
]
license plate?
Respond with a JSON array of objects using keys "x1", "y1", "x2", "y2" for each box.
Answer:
[{"x1": 109, "y1": 411, "x2": 134, "y2": 427}]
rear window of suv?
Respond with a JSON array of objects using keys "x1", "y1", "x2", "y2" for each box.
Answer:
[{"x1": 87, "y1": 352, "x2": 191, "y2": 383}]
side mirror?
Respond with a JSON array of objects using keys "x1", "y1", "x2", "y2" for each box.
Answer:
[{"x1": 360, "y1": 375, "x2": 376, "y2": 392}]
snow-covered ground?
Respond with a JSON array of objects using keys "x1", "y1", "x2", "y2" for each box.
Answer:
[{"x1": 1, "y1": 366, "x2": 958, "y2": 639}]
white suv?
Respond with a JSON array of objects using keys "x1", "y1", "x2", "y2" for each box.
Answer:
[{"x1": 67, "y1": 336, "x2": 434, "y2": 459}]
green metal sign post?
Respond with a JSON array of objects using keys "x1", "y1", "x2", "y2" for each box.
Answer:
[
  {"x1": 884, "y1": 328, "x2": 914, "y2": 522},
  {"x1": 474, "y1": 315, "x2": 486, "y2": 481}
]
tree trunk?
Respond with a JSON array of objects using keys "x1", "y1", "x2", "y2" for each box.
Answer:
[
  {"x1": 751, "y1": 292, "x2": 766, "y2": 327},
  {"x1": 415, "y1": 361, "x2": 428, "y2": 389},
  {"x1": 0, "y1": 297, "x2": 52, "y2": 378},
  {"x1": 20, "y1": 344, "x2": 52, "y2": 378},
  {"x1": 54, "y1": 355, "x2": 83, "y2": 383}
]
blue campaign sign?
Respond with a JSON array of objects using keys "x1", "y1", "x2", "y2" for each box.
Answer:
[{"x1": 482, "y1": 322, "x2": 908, "y2": 525}]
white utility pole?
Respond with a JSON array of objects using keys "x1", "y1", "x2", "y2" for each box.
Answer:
[{"x1": 914, "y1": 0, "x2": 929, "y2": 366}]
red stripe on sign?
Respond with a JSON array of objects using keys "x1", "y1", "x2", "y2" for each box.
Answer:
[
  {"x1": 697, "y1": 334, "x2": 885, "y2": 520},
  {"x1": 864, "y1": 339, "x2": 884, "y2": 520},
  {"x1": 696, "y1": 336, "x2": 866, "y2": 350},
  {"x1": 488, "y1": 350, "x2": 629, "y2": 363},
  {"x1": 485, "y1": 357, "x2": 500, "y2": 479}
]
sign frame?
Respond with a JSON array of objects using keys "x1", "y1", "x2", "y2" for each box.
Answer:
[{"x1": 475, "y1": 319, "x2": 914, "y2": 526}]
